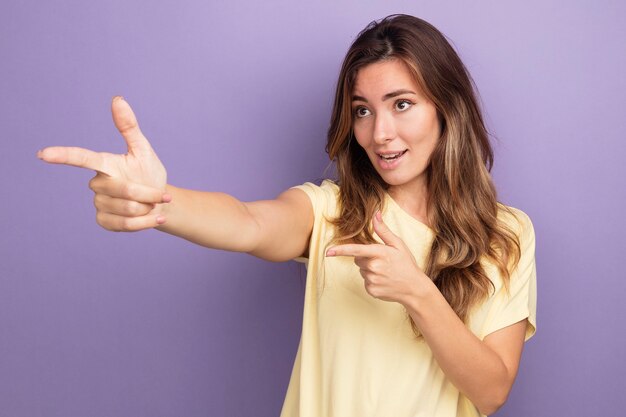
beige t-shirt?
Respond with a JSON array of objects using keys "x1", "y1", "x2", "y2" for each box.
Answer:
[{"x1": 280, "y1": 180, "x2": 537, "y2": 417}]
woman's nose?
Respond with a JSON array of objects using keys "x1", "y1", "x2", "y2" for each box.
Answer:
[{"x1": 372, "y1": 113, "x2": 396, "y2": 144}]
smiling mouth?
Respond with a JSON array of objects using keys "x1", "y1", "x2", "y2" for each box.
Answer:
[{"x1": 378, "y1": 150, "x2": 408, "y2": 161}]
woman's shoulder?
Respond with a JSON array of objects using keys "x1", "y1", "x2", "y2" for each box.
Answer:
[
  {"x1": 290, "y1": 179, "x2": 340, "y2": 217},
  {"x1": 292, "y1": 179, "x2": 339, "y2": 199},
  {"x1": 320, "y1": 178, "x2": 340, "y2": 192},
  {"x1": 496, "y1": 202, "x2": 535, "y2": 240}
]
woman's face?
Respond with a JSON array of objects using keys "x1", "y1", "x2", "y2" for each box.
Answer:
[{"x1": 351, "y1": 58, "x2": 441, "y2": 196}]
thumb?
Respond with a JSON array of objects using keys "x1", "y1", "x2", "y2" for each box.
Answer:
[
  {"x1": 111, "y1": 96, "x2": 153, "y2": 155},
  {"x1": 373, "y1": 210, "x2": 403, "y2": 248}
]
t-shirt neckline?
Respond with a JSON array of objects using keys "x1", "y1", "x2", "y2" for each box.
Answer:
[{"x1": 384, "y1": 192, "x2": 435, "y2": 235}]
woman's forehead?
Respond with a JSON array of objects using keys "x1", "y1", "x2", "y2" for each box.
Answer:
[{"x1": 352, "y1": 59, "x2": 424, "y2": 99}]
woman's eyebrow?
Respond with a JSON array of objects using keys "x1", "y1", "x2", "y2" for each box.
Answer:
[{"x1": 352, "y1": 89, "x2": 417, "y2": 103}]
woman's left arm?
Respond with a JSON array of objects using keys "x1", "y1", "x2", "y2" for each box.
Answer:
[
  {"x1": 326, "y1": 211, "x2": 529, "y2": 416},
  {"x1": 405, "y1": 282, "x2": 527, "y2": 415}
]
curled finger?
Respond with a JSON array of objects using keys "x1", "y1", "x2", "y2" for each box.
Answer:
[
  {"x1": 89, "y1": 176, "x2": 168, "y2": 204},
  {"x1": 94, "y1": 194, "x2": 155, "y2": 217},
  {"x1": 95, "y1": 211, "x2": 165, "y2": 232}
]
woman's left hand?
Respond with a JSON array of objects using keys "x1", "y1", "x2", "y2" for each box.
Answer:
[{"x1": 326, "y1": 211, "x2": 431, "y2": 306}]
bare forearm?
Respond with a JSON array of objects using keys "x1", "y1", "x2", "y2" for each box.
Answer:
[
  {"x1": 404, "y1": 282, "x2": 511, "y2": 415},
  {"x1": 155, "y1": 184, "x2": 258, "y2": 252}
]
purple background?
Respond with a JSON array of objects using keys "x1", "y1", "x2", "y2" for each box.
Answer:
[{"x1": 1, "y1": 0, "x2": 625, "y2": 416}]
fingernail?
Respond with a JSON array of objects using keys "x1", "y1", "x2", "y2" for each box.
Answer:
[
  {"x1": 376, "y1": 211, "x2": 382, "y2": 221},
  {"x1": 162, "y1": 193, "x2": 172, "y2": 203},
  {"x1": 156, "y1": 215, "x2": 166, "y2": 224},
  {"x1": 326, "y1": 249, "x2": 336, "y2": 257},
  {"x1": 113, "y1": 95, "x2": 125, "y2": 102},
  {"x1": 36, "y1": 149, "x2": 43, "y2": 159}
]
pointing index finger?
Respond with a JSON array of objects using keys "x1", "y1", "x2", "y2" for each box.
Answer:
[
  {"x1": 38, "y1": 146, "x2": 107, "y2": 173},
  {"x1": 326, "y1": 244, "x2": 380, "y2": 258}
]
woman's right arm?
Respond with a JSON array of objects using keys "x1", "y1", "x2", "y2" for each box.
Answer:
[
  {"x1": 155, "y1": 185, "x2": 313, "y2": 262},
  {"x1": 38, "y1": 96, "x2": 313, "y2": 263}
]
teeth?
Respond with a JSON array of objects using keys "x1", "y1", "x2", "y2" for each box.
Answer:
[{"x1": 380, "y1": 151, "x2": 404, "y2": 159}]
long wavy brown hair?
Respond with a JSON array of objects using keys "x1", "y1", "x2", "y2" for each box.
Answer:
[{"x1": 325, "y1": 14, "x2": 521, "y2": 336}]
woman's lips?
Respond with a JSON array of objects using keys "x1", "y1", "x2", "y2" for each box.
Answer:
[{"x1": 377, "y1": 149, "x2": 407, "y2": 169}]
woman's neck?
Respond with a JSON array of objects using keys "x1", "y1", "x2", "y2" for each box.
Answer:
[{"x1": 388, "y1": 182, "x2": 430, "y2": 225}]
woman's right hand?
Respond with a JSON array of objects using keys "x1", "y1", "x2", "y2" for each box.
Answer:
[{"x1": 38, "y1": 96, "x2": 171, "y2": 232}]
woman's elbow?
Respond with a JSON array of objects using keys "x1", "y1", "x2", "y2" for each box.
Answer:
[{"x1": 476, "y1": 385, "x2": 511, "y2": 416}]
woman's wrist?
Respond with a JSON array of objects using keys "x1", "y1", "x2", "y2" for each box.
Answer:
[{"x1": 401, "y1": 271, "x2": 439, "y2": 315}]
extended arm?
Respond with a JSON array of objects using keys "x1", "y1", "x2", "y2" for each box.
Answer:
[
  {"x1": 38, "y1": 96, "x2": 313, "y2": 262},
  {"x1": 154, "y1": 184, "x2": 313, "y2": 261}
]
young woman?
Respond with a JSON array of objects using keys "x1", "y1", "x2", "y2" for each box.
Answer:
[{"x1": 38, "y1": 14, "x2": 536, "y2": 417}]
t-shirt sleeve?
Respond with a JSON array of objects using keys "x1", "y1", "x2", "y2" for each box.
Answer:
[
  {"x1": 289, "y1": 180, "x2": 334, "y2": 264},
  {"x1": 483, "y1": 209, "x2": 537, "y2": 341}
]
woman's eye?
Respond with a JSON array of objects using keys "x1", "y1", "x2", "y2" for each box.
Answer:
[
  {"x1": 395, "y1": 100, "x2": 413, "y2": 111},
  {"x1": 354, "y1": 106, "x2": 371, "y2": 118}
]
